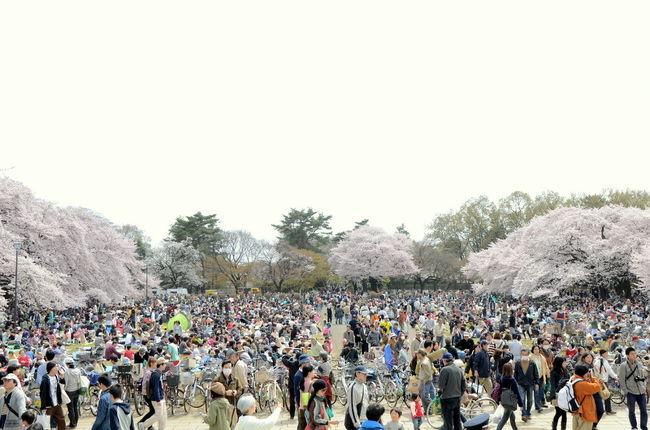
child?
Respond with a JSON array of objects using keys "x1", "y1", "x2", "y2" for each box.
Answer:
[
  {"x1": 384, "y1": 408, "x2": 406, "y2": 430},
  {"x1": 410, "y1": 394, "x2": 424, "y2": 430}
]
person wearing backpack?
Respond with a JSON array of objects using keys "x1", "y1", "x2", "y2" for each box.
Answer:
[
  {"x1": 617, "y1": 347, "x2": 648, "y2": 430},
  {"x1": 495, "y1": 362, "x2": 523, "y2": 430},
  {"x1": 137, "y1": 357, "x2": 157, "y2": 430},
  {"x1": 569, "y1": 364, "x2": 602, "y2": 430},
  {"x1": 549, "y1": 356, "x2": 569, "y2": 430},
  {"x1": 593, "y1": 350, "x2": 617, "y2": 416}
]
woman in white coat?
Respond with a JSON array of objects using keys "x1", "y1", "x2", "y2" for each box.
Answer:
[
  {"x1": 234, "y1": 395, "x2": 281, "y2": 430},
  {"x1": 593, "y1": 349, "x2": 618, "y2": 415}
]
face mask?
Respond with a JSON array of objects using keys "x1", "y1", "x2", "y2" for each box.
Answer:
[{"x1": 223, "y1": 368, "x2": 233, "y2": 376}]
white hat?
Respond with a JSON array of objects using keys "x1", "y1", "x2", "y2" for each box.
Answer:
[{"x1": 2, "y1": 374, "x2": 19, "y2": 384}]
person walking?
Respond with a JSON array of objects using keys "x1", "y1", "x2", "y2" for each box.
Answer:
[
  {"x1": 294, "y1": 354, "x2": 311, "y2": 430},
  {"x1": 514, "y1": 349, "x2": 539, "y2": 422},
  {"x1": 549, "y1": 357, "x2": 568, "y2": 430},
  {"x1": 571, "y1": 364, "x2": 602, "y2": 430},
  {"x1": 108, "y1": 385, "x2": 135, "y2": 430},
  {"x1": 530, "y1": 345, "x2": 550, "y2": 411},
  {"x1": 618, "y1": 347, "x2": 648, "y2": 430},
  {"x1": 437, "y1": 352, "x2": 465, "y2": 430},
  {"x1": 345, "y1": 366, "x2": 369, "y2": 430},
  {"x1": 39, "y1": 362, "x2": 67, "y2": 430},
  {"x1": 203, "y1": 382, "x2": 234, "y2": 430},
  {"x1": 63, "y1": 357, "x2": 82, "y2": 428},
  {"x1": 91, "y1": 373, "x2": 113, "y2": 430},
  {"x1": 137, "y1": 357, "x2": 156, "y2": 430},
  {"x1": 0, "y1": 374, "x2": 27, "y2": 430},
  {"x1": 593, "y1": 349, "x2": 618, "y2": 417},
  {"x1": 305, "y1": 379, "x2": 339, "y2": 430},
  {"x1": 140, "y1": 358, "x2": 167, "y2": 430},
  {"x1": 495, "y1": 362, "x2": 523, "y2": 430},
  {"x1": 473, "y1": 340, "x2": 492, "y2": 396},
  {"x1": 415, "y1": 349, "x2": 434, "y2": 412}
]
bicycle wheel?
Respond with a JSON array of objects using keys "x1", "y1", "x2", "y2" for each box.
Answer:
[
  {"x1": 90, "y1": 391, "x2": 99, "y2": 416},
  {"x1": 610, "y1": 389, "x2": 625, "y2": 405},
  {"x1": 267, "y1": 382, "x2": 282, "y2": 412},
  {"x1": 334, "y1": 380, "x2": 347, "y2": 406},
  {"x1": 382, "y1": 378, "x2": 399, "y2": 406},
  {"x1": 468, "y1": 397, "x2": 498, "y2": 418},
  {"x1": 367, "y1": 381, "x2": 384, "y2": 403},
  {"x1": 425, "y1": 401, "x2": 443, "y2": 428},
  {"x1": 189, "y1": 384, "x2": 207, "y2": 409},
  {"x1": 134, "y1": 391, "x2": 146, "y2": 416}
]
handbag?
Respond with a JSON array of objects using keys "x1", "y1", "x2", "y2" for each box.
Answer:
[
  {"x1": 37, "y1": 412, "x2": 51, "y2": 430},
  {"x1": 79, "y1": 375, "x2": 90, "y2": 395},
  {"x1": 301, "y1": 392, "x2": 311, "y2": 407},
  {"x1": 60, "y1": 384, "x2": 71, "y2": 405},
  {"x1": 500, "y1": 387, "x2": 518, "y2": 409},
  {"x1": 600, "y1": 382, "x2": 611, "y2": 400},
  {"x1": 408, "y1": 376, "x2": 421, "y2": 394}
]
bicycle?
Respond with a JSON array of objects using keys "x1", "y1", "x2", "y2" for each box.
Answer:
[
  {"x1": 164, "y1": 374, "x2": 184, "y2": 416},
  {"x1": 182, "y1": 368, "x2": 216, "y2": 414}
]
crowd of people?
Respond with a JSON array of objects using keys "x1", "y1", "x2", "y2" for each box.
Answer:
[{"x1": 0, "y1": 288, "x2": 648, "y2": 430}]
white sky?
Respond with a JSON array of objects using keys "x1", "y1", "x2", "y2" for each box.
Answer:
[{"x1": 2, "y1": 1, "x2": 649, "y2": 245}]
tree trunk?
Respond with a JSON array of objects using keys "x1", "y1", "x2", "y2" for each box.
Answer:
[{"x1": 368, "y1": 277, "x2": 380, "y2": 293}]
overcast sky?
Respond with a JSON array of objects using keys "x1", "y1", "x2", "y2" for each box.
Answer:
[{"x1": 2, "y1": 1, "x2": 649, "y2": 246}]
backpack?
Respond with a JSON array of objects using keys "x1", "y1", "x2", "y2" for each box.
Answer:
[{"x1": 557, "y1": 378, "x2": 583, "y2": 413}]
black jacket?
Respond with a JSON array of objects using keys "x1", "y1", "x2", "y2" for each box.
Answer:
[
  {"x1": 40, "y1": 374, "x2": 63, "y2": 409},
  {"x1": 514, "y1": 359, "x2": 539, "y2": 387}
]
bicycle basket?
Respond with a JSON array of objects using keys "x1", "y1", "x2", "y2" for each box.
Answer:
[
  {"x1": 166, "y1": 374, "x2": 180, "y2": 387},
  {"x1": 180, "y1": 372, "x2": 195, "y2": 386},
  {"x1": 115, "y1": 365, "x2": 133, "y2": 374},
  {"x1": 255, "y1": 370, "x2": 270, "y2": 384}
]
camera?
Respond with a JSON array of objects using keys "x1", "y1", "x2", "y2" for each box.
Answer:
[{"x1": 634, "y1": 376, "x2": 646, "y2": 382}]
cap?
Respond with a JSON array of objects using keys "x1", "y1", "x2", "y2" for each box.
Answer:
[
  {"x1": 298, "y1": 354, "x2": 310, "y2": 365},
  {"x1": 463, "y1": 332, "x2": 470, "y2": 337},
  {"x1": 210, "y1": 381, "x2": 226, "y2": 396},
  {"x1": 2, "y1": 374, "x2": 19, "y2": 384},
  {"x1": 64, "y1": 357, "x2": 74, "y2": 364},
  {"x1": 480, "y1": 340, "x2": 489, "y2": 346},
  {"x1": 442, "y1": 352, "x2": 454, "y2": 360},
  {"x1": 156, "y1": 357, "x2": 168, "y2": 366},
  {"x1": 354, "y1": 365, "x2": 369, "y2": 374}
]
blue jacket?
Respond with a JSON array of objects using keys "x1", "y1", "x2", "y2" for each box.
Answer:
[
  {"x1": 91, "y1": 390, "x2": 112, "y2": 430},
  {"x1": 384, "y1": 345, "x2": 395, "y2": 371},
  {"x1": 361, "y1": 420, "x2": 385, "y2": 430},
  {"x1": 293, "y1": 369, "x2": 304, "y2": 404},
  {"x1": 149, "y1": 370, "x2": 165, "y2": 402}
]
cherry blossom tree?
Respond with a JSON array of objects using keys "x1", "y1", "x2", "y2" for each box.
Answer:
[
  {"x1": 328, "y1": 225, "x2": 418, "y2": 291},
  {"x1": 146, "y1": 238, "x2": 202, "y2": 290},
  {"x1": 464, "y1": 206, "x2": 650, "y2": 298},
  {"x1": 0, "y1": 178, "x2": 144, "y2": 311},
  {"x1": 255, "y1": 241, "x2": 315, "y2": 292}
]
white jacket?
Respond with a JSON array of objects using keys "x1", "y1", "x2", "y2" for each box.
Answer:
[
  {"x1": 593, "y1": 357, "x2": 617, "y2": 382},
  {"x1": 235, "y1": 407, "x2": 281, "y2": 430}
]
